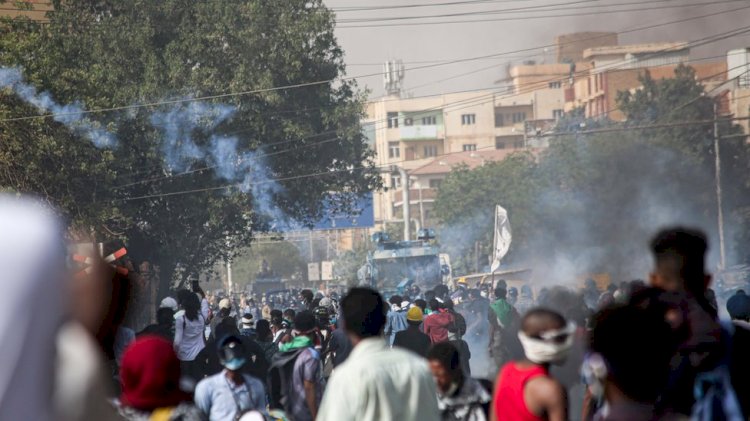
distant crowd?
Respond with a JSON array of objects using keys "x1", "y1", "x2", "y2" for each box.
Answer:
[{"x1": 2, "y1": 195, "x2": 750, "y2": 421}]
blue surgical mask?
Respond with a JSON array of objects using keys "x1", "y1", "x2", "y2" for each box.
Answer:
[{"x1": 222, "y1": 357, "x2": 247, "y2": 371}]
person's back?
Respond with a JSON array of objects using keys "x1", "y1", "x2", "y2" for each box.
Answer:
[
  {"x1": 495, "y1": 362, "x2": 551, "y2": 421},
  {"x1": 385, "y1": 296, "x2": 409, "y2": 346},
  {"x1": 424, "y1": 304, "x2": 455, "y2": 344},
  {"x1": 394, "y1": 325, "x2": 431, "y2": 357},
  {"x1": 318, "y1": 288, "x2": 439, "y2": 421},
  {"x1": 492, "y1": 309, "x2": 571, "y2": 421},
  {"x1": 648, "y1": 228, "x2": 728, "y2": 416},
  {"x1": 174, "y1": 312, "x2": 205, "y2": 361}
]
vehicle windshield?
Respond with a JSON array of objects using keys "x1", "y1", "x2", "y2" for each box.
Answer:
[{"x1": 372, "y1": 255, "x2": 441, "y2": 291}]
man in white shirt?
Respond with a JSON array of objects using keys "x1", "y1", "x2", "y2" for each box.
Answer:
[{"x1": 317, "y1": 287, "x2": 439, "y2": 421}]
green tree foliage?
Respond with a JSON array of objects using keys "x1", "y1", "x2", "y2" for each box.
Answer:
[
  {"x1": 434, "y1": 153, "x2": 539, "y2": 274},
  {"x1": 434, "y1": 66, "x2": 750, "y2": 278},
  {"x1": 0, "y1": 0, "x2": 379, "y2": 293}
]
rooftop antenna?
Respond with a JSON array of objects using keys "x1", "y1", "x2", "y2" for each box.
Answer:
[{"x1": 384, "y1": 59, "x2": 405, "y2": 97}]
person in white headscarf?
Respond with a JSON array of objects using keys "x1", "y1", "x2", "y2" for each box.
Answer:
[
  {"x1": 0, "y1": 196, "x2": 67, "y2": 421},
  {"x1": 491, "y1": 308, "x2": 574, "y2": 421}
]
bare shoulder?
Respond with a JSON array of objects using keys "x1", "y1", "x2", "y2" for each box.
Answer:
[{"x1": 526, "y1": 376, "x2": 566, "y2": 404}]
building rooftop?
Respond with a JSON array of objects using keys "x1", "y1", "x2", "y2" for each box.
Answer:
[
  {"x1": 409, "y1": 149, "x2": 531, "y2": 176},
  {"x1": 583, "y1": 42, "x2": 689, "y2": 58}
]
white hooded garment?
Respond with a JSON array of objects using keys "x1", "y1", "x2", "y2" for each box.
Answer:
[{"x1": 0, "y1": 196, "x2": 66, "y2": 421}]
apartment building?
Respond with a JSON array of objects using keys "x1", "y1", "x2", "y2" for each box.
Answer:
[
  {"x1": 367, "y1": 90, "x2": 546, "y2": 228},
  {"x1": 565, "y1": 42, "x2": 727, "y2": 120}
]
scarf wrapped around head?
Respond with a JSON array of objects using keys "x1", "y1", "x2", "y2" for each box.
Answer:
[
  {"x1": 517, "y1": 322, "x2": 576, "y2": 364},
  {"x1": 120, "y1": 336, "x2": 190, "y2": 411}
]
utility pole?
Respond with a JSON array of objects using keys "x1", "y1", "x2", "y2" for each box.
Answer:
[
  {"x1": 396, "y1": 166, "x2": 411, "y2": 241},
  {"x1": 713, "y1": 101, "x2": 727, "y2": 271}
]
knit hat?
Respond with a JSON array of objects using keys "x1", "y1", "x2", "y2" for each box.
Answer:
[
  {"x1": 219, "y1": 298, "x2": 231, "y2": 310},
  {"x1": 241, "y1": 313, "x2": 253, "y2": 325},
  {"x1": 407, "y1": 306, "x2": 424, "y2": 322},
  {"x1": 120, "y1": 336, "x2": 190, "y2": 411}
]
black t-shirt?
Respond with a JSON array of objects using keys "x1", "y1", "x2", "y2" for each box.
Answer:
[{"x1": 394, "y1": 326, "x2": 431, "y2": 358}]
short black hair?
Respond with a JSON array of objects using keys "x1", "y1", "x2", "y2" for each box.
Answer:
[
  {"x1": 650, "y1": 227, "x2": 708, "y2": 295},
  {"x1": 589, "y1": 304, "x2": 676, "y2": 403},
  {"x1": 415, "y1": 299, "x2": 427, "y2": 312},
  {"x1": 283, "y1": 309, "x2": 296, "y2": 319},
  {"x1": 294, "y1": 310, "x2": 316, "y2": 332},
  {"x1": 270, "y1": 309, "x2": 283, "y2": 319},
  {"x1": 428, "y1": 298, "x2": 441, "y2": 311},
  {"x1": 427, "y1": 342, "x2": 462, "y2": 375},
  {"x1": 341, "y1": 287, "x2": 386, "y2": 338},
  {"x1": 256, "y1": 319, "x2": 272, "y2": 340},
  {"x1": 494, "y1": 286, "x2": 507, "y2": 300},
  {"x1": 389, "y1": 295, "x2": 403, "y2": 306}
]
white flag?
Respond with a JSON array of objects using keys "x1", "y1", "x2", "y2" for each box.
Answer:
[{"x1": 490, "y1": 205, "x2": 512, "y2": 273}]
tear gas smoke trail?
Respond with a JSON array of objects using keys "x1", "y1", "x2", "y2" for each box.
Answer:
[
  {"x1": 0, "y1": 67, "x2": 116, "y2": 148},
  {"x1": 1, "y1": 67, "x2": 294, "y2": 227},
  {"x1": 150, "y1": 102, "x2": 295, "y2": 229}
]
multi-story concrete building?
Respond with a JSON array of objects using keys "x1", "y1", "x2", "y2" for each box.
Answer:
[
  {"x1": 555, "y1": 32, "x2": 618, "y2": 64},
  {"x1": 367, "y1": 90, "x2": 548, "y2": 229},
  {"x1": 728, "y1": 48, "x2": 750, "y2": 135},
  {"x1": 565, "y1": 42, "x2": 727, "y2": 120}
]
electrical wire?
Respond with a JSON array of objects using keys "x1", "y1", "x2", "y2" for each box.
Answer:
[{"x1": 1, "y1": 4, "x2": 746, "y2": 123}]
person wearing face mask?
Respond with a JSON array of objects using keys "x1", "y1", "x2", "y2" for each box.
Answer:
[
  {"x1": 492, "y1": 308, "x2": 573, "y2": 421},
  {"x1": 429, "y1": 342, "x2": 491, "y2": 421},
  {"x1": 194, "y1": 335, "x2": 267, "y2": 421}
]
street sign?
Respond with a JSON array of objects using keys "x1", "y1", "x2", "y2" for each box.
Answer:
[
  {"x1": 307, "y1": 262, "x2": 320, "y2": 282},
  {"x1": 321, "y1": 261, "x2": 333, "y2": 281}
]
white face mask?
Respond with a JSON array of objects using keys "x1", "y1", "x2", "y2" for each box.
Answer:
[{"x1": 517, "y1": 322, "x2": 576, "y2": 365}]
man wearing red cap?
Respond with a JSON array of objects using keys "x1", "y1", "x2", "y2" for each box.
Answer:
[{"x1": 117, "y1": 336, "x2": 203, "y2": 420}]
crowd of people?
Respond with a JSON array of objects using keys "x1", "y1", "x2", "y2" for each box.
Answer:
[{"x1": 3, "y1": 195, "x2": 750, "y2": 421}]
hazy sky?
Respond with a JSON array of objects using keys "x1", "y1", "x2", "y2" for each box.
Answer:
[{"x1": 323, "y1": 0, "x2": 750, "y2": 98}]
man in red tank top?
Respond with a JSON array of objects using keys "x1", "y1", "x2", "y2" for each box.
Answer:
[{"x1": 491, "y1": 309, "x2": 574, "y2": 421}]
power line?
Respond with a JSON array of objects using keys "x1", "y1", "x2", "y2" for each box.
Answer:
[
  {"x1": 116, "y1": 116, "x2": 750, "y2": 203},
  {"x1": 1, "y1": 4, "x2": 746, "y2": 123},
  {"x1": 337, "y1": 0, "x2": 745, "y2": 28}
]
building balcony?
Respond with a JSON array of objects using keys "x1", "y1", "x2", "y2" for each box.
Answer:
[{"x1": 399, "y1": 125, "x2": 443, "y2": 141}]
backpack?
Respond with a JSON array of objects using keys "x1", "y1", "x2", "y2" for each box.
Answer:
[
  {"x1": 267, "y1": 348, "x2": 306, "y2": 414},
  {"x1": 690, "y1": 324, "x2": 744, "y2": 421}
]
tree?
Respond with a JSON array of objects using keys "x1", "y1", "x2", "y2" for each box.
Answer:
[
  {"x1": 0, "y1": 0, "x2": 379, "y2": 294},
  {"x1": 433, "y1": 153, "x2": 540, "y2": 274},
  {"x1": 433, "y1": 66, "x2": 750, "y2": 280}
]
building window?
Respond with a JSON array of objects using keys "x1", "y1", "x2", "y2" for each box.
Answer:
[
  {"x1": 495, "y1": 137, "x2": 506, "y2": 149},
  {"x1": 387, "y1": 112, "x2": 399, "y2": 129},
  {"x1": 388, "y1": 141, "x2": 400, "y2": 158},
  {"x1": 463, "y1": 144, "x2": 477, "y2": 152},
  {"x1": 549, "y1": 81, "x2": 562, "y2": 89},
  {"x1": 494, "y1": 113, "x2": 505, "y2": 127},
  {"x1": 553, "y1": 109, "x2": 564, "y2": 120},
  {"x1": 429, "y1": 179, "x2": 443, "y2": 189},
  {"x1": 421, "y1": 116, "x2": 437, "y2": 125},
  {"x1": 404, "y1": 117, "x2": 413, "y2": 126},
  {"x1": 423, "y1": 145, "x2": 438, "y2": 157},
  {"x1": 391, "y1": 176, "x2": 401, "y2": 189},
  {"x1": 512, "y1": 112, "x2": 526, "y2": 123},
  {"x1": 513, "y1": 140, "x2": 524, "y2": 148},
  {"x1": 461, "y1": 114, "x2": 476, "y2": 125}
]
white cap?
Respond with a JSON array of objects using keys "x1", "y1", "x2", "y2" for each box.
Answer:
[
  {"x1": 219, "y1": 298, "x2": 231, "y2": 310},
  {"x1": 159, "y1": 297, "x2": 178, "y2": 311}
]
